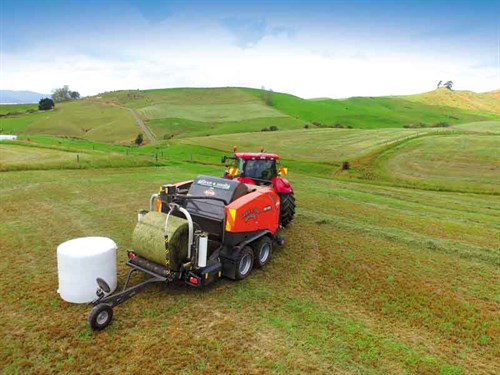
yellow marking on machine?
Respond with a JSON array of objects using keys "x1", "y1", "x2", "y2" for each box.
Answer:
[{"x1": 228, "y1": 208, "x2": 236, "y2": 221}]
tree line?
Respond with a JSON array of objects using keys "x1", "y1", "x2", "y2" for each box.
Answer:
[{"x1": 38, "y1": 85, "x2": 81, "y2": 110}]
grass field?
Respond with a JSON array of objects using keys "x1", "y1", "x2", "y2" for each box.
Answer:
[
  {"x1": 454, "y1": 120, "x2": 500, "y2": 134},
  {"x1": 0, "y1": 100, "x2": 138, "y2": 144},
  {"x1": 181, "y1": 127, "x2": 446, "y2": 162},
  {"x1": 98, "y1": 87, "x2": 500, "y2": 140},
  {"x1": 404, "y1": 88, "x2": 500, "y2": 114},
  {"x1": 0, "y1": 103, "x2": 37, "y2": 116},
  {"x1": 241, "y1": 88, "x2": 498, "y2": 128},
  {"x1": 139, "y1": 103, "x2": 287, "y2": 122},
  {"x1": 1, "y1": 87, "x2": 498, "y2": 143},
  {"x1": 374, "y1": 134, "x2": 499, "y2": 193},
  {"x1": 0, "y1": 142, "x2": 156, "y2": 172},
  {"x1": 0, "y1": 95, "x2": 499, "y2": 373}
]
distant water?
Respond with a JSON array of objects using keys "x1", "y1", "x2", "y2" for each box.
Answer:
[{"x1": 0, "y1": 102, "x2": 35, "y2": 105}]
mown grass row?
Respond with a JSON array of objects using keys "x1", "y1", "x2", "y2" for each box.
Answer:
[
  {"x1": 1, "y1": 166, "x2": 498, "y2": 374},
  {"x1": 342, "y1": 131, "x2": 499, "y2": 194},
  {"x1": 1, "y1": 120, "x2": 498, "y2": 374},
  {"x1": 2, "y1": 122, "x2": 499, "y2": 197}
]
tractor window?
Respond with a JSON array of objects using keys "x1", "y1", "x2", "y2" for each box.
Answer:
[{"x1": 242, "y1": 160, "x2": 276, "y2": 180}]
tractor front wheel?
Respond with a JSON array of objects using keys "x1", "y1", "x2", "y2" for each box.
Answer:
[{"x1": 279, "y1": 193, "x2": 295, "y2": 227}]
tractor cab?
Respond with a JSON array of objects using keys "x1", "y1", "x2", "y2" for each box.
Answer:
[
  {"x1": 221, "y1": 146, "x2": 295, "y2": 227},
  {"x1": 222, "y1": 148, "x2": 288, "y2": 187}
]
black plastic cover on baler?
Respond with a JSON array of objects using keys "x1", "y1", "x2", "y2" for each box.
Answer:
[{"x1": 183, "y1": 175, "x2": 248, "y2": 236}]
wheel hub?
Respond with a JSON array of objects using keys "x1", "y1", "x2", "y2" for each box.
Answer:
[
  {"x1": 96, "y1": 311, "x2": 109, "y2": 325},
  {"x1": 239, "y1": 254, "x2": 252, "y2": 275},
  {"x1": 259, "y1": 244, "x2": 270, "y2": 263}
]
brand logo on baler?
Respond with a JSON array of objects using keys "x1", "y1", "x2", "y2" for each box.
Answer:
[
  {"x1": 241, "y1": 208, "x2": 261, "y2": 222},
  {"x1": 204, "y1": 189, "x2": 216, "y2": 197},
  {"x1": 197, "y1": 179, "x2": 231, "y2": 190}
]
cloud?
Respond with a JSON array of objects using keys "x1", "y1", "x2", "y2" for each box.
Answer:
[
  {"x1": 1, "y1": 2, "x2": 498, "y2": 98},
  {"x1": 221, "y1": 17, "x2": 269, "y2": 48},
  {"x1": 129, "y1": 0, "x2": 175, "y2": 22},
  {"x1": 221, "y1": 17, "x2": 295, "y2": 48}
]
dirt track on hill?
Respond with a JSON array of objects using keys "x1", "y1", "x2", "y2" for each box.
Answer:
[{"x1": 128, "y1": 108, "x2": 156, "y2": 143}]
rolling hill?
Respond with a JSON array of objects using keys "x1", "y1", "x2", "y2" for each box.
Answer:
[
  {"x1": 101, "y1": 86, "x2": 498, "y2": 136},
  {"x1": 0, "y1": 101, "x2": 138, "y2": 144},
  {"x1": 403, "y1": 88, "x2": 500, "y2": 114},
  {"x1": 1, "y1": 87, "x2": 498, "y2": 143}
]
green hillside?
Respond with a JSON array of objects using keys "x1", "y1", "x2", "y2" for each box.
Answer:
[
  {"x1": 1, "y1": 87, "x2": 498, "y2": 143},
  {"x1": 404, "y1": 88, "x2": 500, "y2": 113},
  {"x1": 0, "y1": 100, "x2": 138, "y2": 144},
  {"x1": 0, "y1": 103, "x2": 37, "y2": 115},
  {"x1": 241, "y1": 87, "x2": 497, "y2": 128},
  {"x1": 102, "y1": 87, "x2": 498, "y2": 136},
  {"x1": 97, "y1": 87, "x2": 305, "y2": 139}
]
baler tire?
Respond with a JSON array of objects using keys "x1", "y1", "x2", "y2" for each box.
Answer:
[
  {"x1": 279, "y1": 193, "x2": 296, "y2": 227},
  {"x1": 235, "y1": 246, "x2": 254, "y2": 280},
  {"x1": 88, "y1": 304, "x2": 113, "y2": 331},
  {"x1": 252, "y1": 237, "x2": 272, "y2": 268}
]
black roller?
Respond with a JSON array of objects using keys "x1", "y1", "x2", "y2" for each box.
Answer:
[{"x1": 129, "y1": 255, "x2": 169, "y2": 276}]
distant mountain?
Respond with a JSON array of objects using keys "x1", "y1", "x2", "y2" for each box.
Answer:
[{"x1": 0, "y1": 90, "x2": 50, "y2": 104}]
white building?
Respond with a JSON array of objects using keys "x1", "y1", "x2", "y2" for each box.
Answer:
[{"x1": 0, "y1": 135, "x2": 17, "y2": 141}]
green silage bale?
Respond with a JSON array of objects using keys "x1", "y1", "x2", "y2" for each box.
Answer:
[{"x1": 131, "y1": 211, "x2": 197, "y2": 271}]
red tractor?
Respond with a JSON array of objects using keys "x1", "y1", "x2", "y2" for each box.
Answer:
[
  {"x1": 87, "y1": 149, "x2": 295, "y2": 330},
  {"x1": 222, "y1": 147, "x2": 295, "y2": 227}
]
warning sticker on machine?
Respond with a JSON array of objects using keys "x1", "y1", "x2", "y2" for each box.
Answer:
[{"x1": 196, "y1": 179, "x2": 231, "y2": 190}]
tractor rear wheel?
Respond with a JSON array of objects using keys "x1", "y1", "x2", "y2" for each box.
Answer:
[
  {"x1": 279, "y1": 193, "x2": 295, "y2": 227},
  {"x1": 252, "y1": 236, "x2": 272, "y2": 268},
  {"x1": 235, "y1": 246, "x2": 254, "y2": 280}
]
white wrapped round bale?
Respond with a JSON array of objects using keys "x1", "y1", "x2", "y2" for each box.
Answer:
[{"x1": 57, "y1": 237, "x2": 117, "y2": 303}]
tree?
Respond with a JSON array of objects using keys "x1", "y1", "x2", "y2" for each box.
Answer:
[
  {"x1": 261, "y1": 86, "x2": 273, "y2": 106},
  {"x1": 52, "y1": 85, "x2": 80, "y2": 102},
  {"x1": 437, "y1": 80, "x2": 442, "y2": 88},
  {"x1": 70, "y1": 91, "x2": 80, "y2": 100},
  {"x1": 52, "y1": 85, "x2": 70, "y2": 102},
  {"x1": 134, "y1": 133, "x2": 144, "y2": 146},
  {"x1": 443, "y1": 81, "x2": 454, "y2": 90},
  {"x1": 38, "y1": 97, "x2": 55, "y2": 111}
]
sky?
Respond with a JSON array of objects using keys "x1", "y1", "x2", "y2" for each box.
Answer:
[{"x1": 0, "y1": 0, "x2": 499, "y2": 98}]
